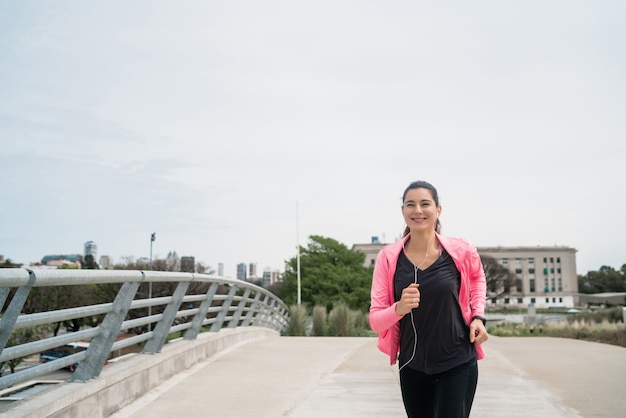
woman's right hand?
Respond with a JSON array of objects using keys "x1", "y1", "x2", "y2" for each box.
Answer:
[{"x1": 395, "y1": 283, "x2": 420, "y2": 316}]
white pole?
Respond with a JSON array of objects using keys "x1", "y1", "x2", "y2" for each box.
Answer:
[
  {"x1": 149, "y1": 232, "x2": 155, "y2": 331},
  {"x1": 296, "y1": 202, "x2": 301, "y2": 305}
]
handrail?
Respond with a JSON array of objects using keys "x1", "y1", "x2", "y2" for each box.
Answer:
[{"x1": 0, "y1": 268, "x2": 290, "y2": 390}]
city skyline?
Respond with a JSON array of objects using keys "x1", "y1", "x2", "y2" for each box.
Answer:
[{"x1": 5, "y1": 239, "x2": 283, "y2": 279}]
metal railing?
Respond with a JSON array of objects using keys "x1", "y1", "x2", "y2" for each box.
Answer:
[{"x1": 0, "y1": 268, "x2": 290, "y2": 391}]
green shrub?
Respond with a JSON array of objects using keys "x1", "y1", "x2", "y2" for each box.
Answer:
[
  {"x1": 328, "y1": 302, "x2": 351, "y2": 336},
  {"x1": 288, "y1": 304, "x2": 307, "y2": 336},
  {"x1": 488, "y1": 322, "x2": 537, "y2": 337},
  {"x1": 349, "y1": 310, "x2": 373, "y2": 336},
  {"x1": 285, "y1": 303, "x2": 374, "y2": 337},
  {"x1": 312, "y1": 305, "x2": 327, "y2": 336}
]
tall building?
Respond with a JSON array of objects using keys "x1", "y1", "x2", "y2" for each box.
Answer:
[
  {"x1": 84, "y1": 241, "x2": 97, "y2": 260},
  {"x1": 248, "y1": 262, "x2": 257, "y2": 279},
  {"x1": 236, "y1": 262, "x2": 247, "y2": 281},
  {"x1": 218, "y1": 263, "x2": 224, "y2": 277}
]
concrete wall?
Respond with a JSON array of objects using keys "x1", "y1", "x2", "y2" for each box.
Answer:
[{"x1": 4, "y1": 327, "x2": 279, "y2": 418}]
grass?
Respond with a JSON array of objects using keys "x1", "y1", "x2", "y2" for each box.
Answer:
[{"x1": 487, "y1": 307, "x2": 626, "y2": 348}]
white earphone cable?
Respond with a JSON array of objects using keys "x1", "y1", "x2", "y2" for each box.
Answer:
[{"x1": 398, "y1": 233, "x2": 434, "y2": 371}]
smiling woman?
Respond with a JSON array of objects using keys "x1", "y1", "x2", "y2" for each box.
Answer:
[{"x1": 369, "y1": 180, "x2": 488, "y2": 418}]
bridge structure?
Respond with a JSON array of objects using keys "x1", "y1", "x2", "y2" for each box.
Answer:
[{"x1": 0, "y1": 268, "x2": 289, "y2": 416}]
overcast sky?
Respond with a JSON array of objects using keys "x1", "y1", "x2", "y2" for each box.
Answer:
[{"x1": 1, "y1": 1, "x2": 624, "y2": 277}]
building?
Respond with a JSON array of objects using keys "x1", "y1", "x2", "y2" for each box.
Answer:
[
  {"x1": 84, "y1": 241, "x2": 97, "y2": 260},
  {"x1": 578, "y1": 292, "x2": 626, "y2": 307},
  {"x1": 248, "y1": 262, "x2": 258, "y2": 280},
  {"x1": 181, "y1": 256, "x2": 195, "y2": 273},
  {"x1": 46, "y1": 259, "x2": 81, "y2": 269},
  {"x1": 477, "y1": 246, "x2": 579, "y2": 308},
  {"x1": 236, "y1": 262, "x2": 247, "y2": 281},
  {"x1": 166, "y1": 251, "x2": 180, "y2": 272},
  {"x1": 99, "y1": 255, "x2": 113, "y2": 269},
  {"x1": 351, "y1": 237, "x2": 386, "y2": 268},
  {"x1": 352, "y1": 240, "x2": 579, "y2": 309},
  {"x1": 261, "y1": 268, "x2": 281, "y2": 288},
  {"x1": 41, "y1": 254, "x2": 82, "y2": 266},
  {"x1": 218, "y1": 263, "x2": 224, "y2": 277}
]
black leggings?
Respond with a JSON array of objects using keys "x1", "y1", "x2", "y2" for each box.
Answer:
[{"x1": 399, "y1": 359, "x2": 478, "y2": 418}]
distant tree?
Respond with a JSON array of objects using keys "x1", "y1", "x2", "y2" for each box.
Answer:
[
  {"x1": 480, "y1": 255, "x2": 517, "y2": 300},
  {"x1": 83, "y1": 254, "x2": 99, "y2": 269},
  {"x1": 276, "y1": 235, "x2": 372, "y2": 312},
  {"x1": 195, "y1": 262, "x2": 215, "y2": 275},
  {"x1": 114, "y1": 256, "x2": 137, "y2": 269},
  {"x1": 578, "y1": 265, "x2": 626, "y2": 294},
  {"x1": 23, "y1": 283, "x2": 103, "y2": 334},
  {"x1": 0, "y1": 258, "x2": 18, "y2": 268},
  {"x1": 0, "y1": 327, "x2": 45, "y2": 376}
]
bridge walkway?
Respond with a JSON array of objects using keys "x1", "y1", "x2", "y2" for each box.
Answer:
[{"x1": 110, "y1": 335, "x2": 626, "y2": 418}]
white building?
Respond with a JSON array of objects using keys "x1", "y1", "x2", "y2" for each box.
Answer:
[
  {"x1": 99, "y1": 255, "x2": 113, "y2": 269},
  {"x1": 84, "y1": 241, "x2": 97, "y2": 260},
  {"x1": 477, "y1": 246, "x2": 578, "y2": 308}
]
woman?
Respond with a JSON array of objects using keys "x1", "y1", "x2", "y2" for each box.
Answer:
[{"x1": 369, "y1": 180, "x2": 488, "y2": 418}]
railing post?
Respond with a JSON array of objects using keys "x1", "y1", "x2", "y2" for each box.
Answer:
[
  {"x1": 241, "y1": 292, "x2": 262, "y2": 327},
  {"x1": 256, "y1": 294, "x2": 272, "y2": 328},
  {"x1": 278, "y1": 305, "x2": 290, "y2": 332},
  {"x1": 265, "y1": 299, "x2": 281, "y2": 331},
  {"x1": 0, "y1": 270, "x2": 35, "y2": 352},
  {"x1": 184, "y1": 282, "x2": 219, "y2": 340},
  {"x1": 228, "y1": 288, "x2": 251, "y2": 328},
  {"x1": 143, "y1": 281, "x2": 190, "y2": 354},
  {"x1": 209, "y1": 285, "x2": 238, "y2": 332},
  {"x1": 70, "y1": 281, "x2": 140, "y2": 382},
  {"x1": 0, "y1": 288, "x2": 11, "y2": 312}
]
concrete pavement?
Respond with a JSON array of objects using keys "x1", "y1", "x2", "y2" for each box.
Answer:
[{"x1": 110, "y1": 335, "x2": 626, "y2": 418}]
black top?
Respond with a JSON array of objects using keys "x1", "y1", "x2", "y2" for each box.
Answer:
[{"x1": 394, "y1": 248, "x2": 475, "y2": 374}]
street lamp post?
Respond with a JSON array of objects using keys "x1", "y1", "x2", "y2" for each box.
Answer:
[
  {"x1": 296, "y1": 202, "x2": 301, "y2": 305},
  {"x1": 149, "y1": 232, "x2": 156, "y2": 331}
]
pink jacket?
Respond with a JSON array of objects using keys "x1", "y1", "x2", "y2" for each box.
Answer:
[{"x1": 369, "y1": 233, "x2": 487, "y2": 365}]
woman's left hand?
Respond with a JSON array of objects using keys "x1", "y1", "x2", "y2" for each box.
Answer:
[{"x1": 469, "y1": 319, "x2": 489, "y2": 345}]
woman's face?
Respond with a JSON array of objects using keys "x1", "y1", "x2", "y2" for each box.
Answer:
[{"x1": 402, "y1": 187, "x2": 441, "y2": 233}]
